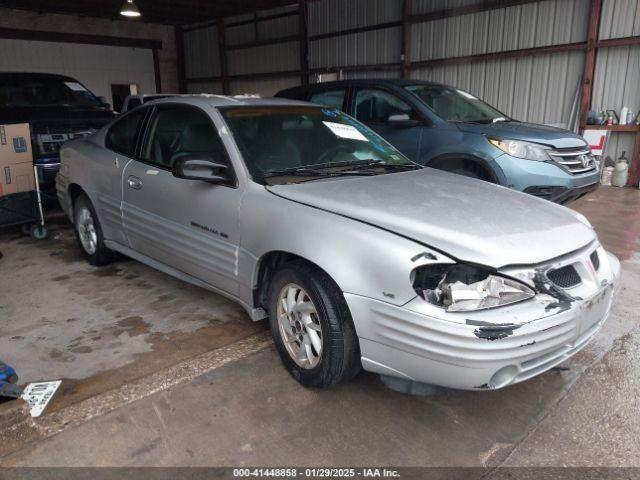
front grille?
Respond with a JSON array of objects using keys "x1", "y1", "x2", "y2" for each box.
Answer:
[
  {"x1": 590, "y1": 250, "x2": 600, "y2": 271},
  {"x1": 34, "y1": 129, "x2": 94, "y2": 156},
  {"x1": 32, "y1": 123, "x2": 69, "y2": 135},
  {"x1": 547, "y1": 265, "x2": 582, "y2": 288},
  {"x1": 33, "y1": 121, "x2": 104, "y2": 136},
  {"x1": 548, "y1": 148, "x2": 596, "y2": 174}
]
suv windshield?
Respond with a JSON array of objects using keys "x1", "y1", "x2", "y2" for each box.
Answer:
[
  {"x1": 0, "y1": 76, "x2": 103, "y2": 108},
  {"x1": 221, "y1": 106, "x2": 418, "y2": 183},
  {"x1": 405, "y1": 84, "x2": 507, "y2": 124}
]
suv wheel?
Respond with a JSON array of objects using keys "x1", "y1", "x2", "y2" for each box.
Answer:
[
  {"x1": 74, "y1": 194, "x2": 114, "y2": 266},
  {"x1": 268, "y1": 260, "x2": 360, "y2": 388}
]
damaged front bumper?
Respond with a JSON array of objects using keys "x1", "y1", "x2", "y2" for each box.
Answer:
[{"x1": 347, "y1": 248, "x2": 620, "y2": 390}]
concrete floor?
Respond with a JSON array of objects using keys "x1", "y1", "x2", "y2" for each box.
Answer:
[{"x1": 0, "y1": 186, "x2": 639, "y2": 469}]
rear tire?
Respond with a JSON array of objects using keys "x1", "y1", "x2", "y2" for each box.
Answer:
[
  {"x1": 73, "y1": 194, "x2": 114, "y2": 266},
  {"x1": 268, "y1": 260, "x2": 360, "y2": 388}
]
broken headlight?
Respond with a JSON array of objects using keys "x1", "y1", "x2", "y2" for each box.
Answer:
[
  {"x1": 412, "y1": 264, "x2": 535, "y2": 312},
  {"x1": 488, "y1": 138, "x2": 551, "y2": 161}
]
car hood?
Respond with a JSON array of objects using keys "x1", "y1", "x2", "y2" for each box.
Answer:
[
  {"x1": 266, "y1": 168, "x2": 595, "y2": 268},
  {"x1": 455, "y1": 120, "x2": 587, "y2": 149}
]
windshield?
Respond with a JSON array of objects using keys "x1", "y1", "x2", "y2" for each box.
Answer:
[
  {"x1": 405, "y1": 85, "x2": 507, "y2": 124},
  {"x1": 220, "y1": 106, "x2": 418, "y2": 183},
  {"x1": 0, "y1": 77, "x2": 103, "y2": 108}
]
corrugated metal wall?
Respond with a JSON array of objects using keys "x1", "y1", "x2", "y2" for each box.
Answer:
[
  {"x1": 413, "y1": 0, "x2": 486, "y2": 14},
  {"x1": 599, "y1": 0, "x2": 640, "y2": 39},
  {"x1": 308, "y1": 0, "x2": 402, "y2": 79},
  {"x1": 182, "y1": 0, "x2": 638, "y2": 160},
  {"x1": 591, "y1": 0, "x2": 640, "y2": 161},
  {"x1": 186, "y1": 81, "x2": 223, "y2": 95},
  {"x1": 411, "y1": 0, "x2": 589, "y2": 59},
  {"x1": 184, "y1": 5, "x2": 300, "y2": 96},
  {"x1": 184, "y1": 25, "x2": 220, "y2": 80},
  {"x1": 410, "y1": 0, "x2": 590, "y2": 127},
  {"x1": 411, "y1": 52, "x2": 585, "y2": 127},
  {"x1": 224, "y1": 5, "x2": 300, "y2": 96}
]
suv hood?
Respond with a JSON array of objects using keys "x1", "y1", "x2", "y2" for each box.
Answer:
[
  {"x1": 455, "y1": 121, "x2": 587, "y2": 149},
  {"x1": 0, "y1": 106, "x2": 114, "y2": 132},
  {"x1": 0, "y1": 106, "x2": 115, "y2": 159},
  {"x1": 267, "y1": 168, "x2": 595, "y2": 268}
]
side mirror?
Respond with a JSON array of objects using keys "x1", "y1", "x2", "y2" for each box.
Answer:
[
  {"x1": 387, "y1": 113, "x2": 420, "y2": 128},
  {"x1": 172, "y1": 155, "x2": 229, "y2": 184}
]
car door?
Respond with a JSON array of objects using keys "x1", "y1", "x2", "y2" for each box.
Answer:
[
  {"x1": 98, "y1": 106, "x2": 150, "y2": 246},
  {"x1": 351, "y1": 87, "x2": 423, "y2": 162},
  {"x1": 121, "y1": 103, "x2": 241, "y2": 296}
]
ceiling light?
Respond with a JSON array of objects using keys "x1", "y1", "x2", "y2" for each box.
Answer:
[{"x1": 120, "y1": 0, "x2": 141, "y2": 17}]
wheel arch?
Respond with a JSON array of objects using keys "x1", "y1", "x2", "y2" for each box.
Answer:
[
  {"x1": 68, "y1": 183, "x2": 86, "y2": 208},
  {"x1": 425, "y1": 153, "x2": 501, "y2": 183},
  {"x1": 252, "y1": 250, "x2": 337, "y2": 311}
]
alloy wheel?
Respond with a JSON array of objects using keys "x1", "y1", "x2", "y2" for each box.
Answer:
[
  {"x1": 277, "y1": 283, "x2": 323, "y2": 369},
  {"x1": 76, "y1": 207, "x2": 98, "y2": 255}
]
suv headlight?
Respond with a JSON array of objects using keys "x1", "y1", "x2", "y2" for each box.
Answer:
[
  {"x1": 489, "y1": 138, "x2": 551, "y2": 161},
  {"x1": 412, "y1": 264, "x2": 535, "y2": 312}
]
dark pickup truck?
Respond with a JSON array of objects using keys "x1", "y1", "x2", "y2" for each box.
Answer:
[{"x1": 0, "y1": 72, "x2": 115, "y2": 189}]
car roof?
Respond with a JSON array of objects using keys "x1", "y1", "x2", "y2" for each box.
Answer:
[
  {"x1": 149, "y1": 94, "x2": 315, "y2": 108},
  {"x1": 132, "y1": 93, "x2": 179, "y2": 98},
  {"x1": 0, "y1": 72, "x2": 78, "y2": 82},
  {"x1": 280, "y1": 78, "x2": 447, "y2": 93}
]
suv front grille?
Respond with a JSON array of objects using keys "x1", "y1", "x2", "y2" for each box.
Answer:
[
  {"x1": 548, "y1": 148, "x2": 596, "y2": 174},
  {"x1": 547, "y1": 265, "x2": 582, "y2": 288}
]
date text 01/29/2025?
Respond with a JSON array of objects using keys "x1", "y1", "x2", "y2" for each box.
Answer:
[{"x1": 232, "y1": 468, "x2": 401, "y2": 478}]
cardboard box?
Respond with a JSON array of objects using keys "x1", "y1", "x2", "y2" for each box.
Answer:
[
  {"x1": 1, "y1": 162, "x2": 36, "y2": 196},
  {"x1": 0, "y1": 123, "x2": 35, "y2": 196}
]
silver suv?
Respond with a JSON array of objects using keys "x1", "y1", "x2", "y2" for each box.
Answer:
[{"x1": 56, "y1": 96, "x2": 620, "y2": 391}]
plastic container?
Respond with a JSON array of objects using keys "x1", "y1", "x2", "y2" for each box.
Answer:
[
  {"x1": 601, "y1": 166, "x2": 614, "y2": 186},
  {"x1": 611, "y1": 152, "x2": 629, "y2": 187},
  {"x1": 620, "y1": 107, "x2": 628, "y2": 125}
]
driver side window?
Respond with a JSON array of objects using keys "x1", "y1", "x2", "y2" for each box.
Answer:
[
  {"x1": 141, "y1": 104, "x2": 228, "y2": 169},
  {"x1": 354, "y1": 89, "x2": 418, "y2": 124}
]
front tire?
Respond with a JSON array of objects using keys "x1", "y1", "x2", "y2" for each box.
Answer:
[
  {"x1": 268, "y1": 260, "x2": 360, "y2": 388},
  {"x1": 450, "y1": 168, "x2": 481, "y2": 179},
  {"x1": 73, "y1": 194, "x2": 114, "y2": 266}
]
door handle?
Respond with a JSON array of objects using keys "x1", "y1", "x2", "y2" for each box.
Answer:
[{"x1": 127, "y1": 175, "x2": 142, "y2": 190}]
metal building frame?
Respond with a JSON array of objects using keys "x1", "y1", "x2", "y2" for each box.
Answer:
[{"x1": 179, "y1": 0, "x2": 639, "y2": 185}]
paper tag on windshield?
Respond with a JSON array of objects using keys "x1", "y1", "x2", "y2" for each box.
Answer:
[
  {"x1": 322, "y1": 122, "x2": 368, "y2": 142},
  {"x1": 21, "y1": 380, "x2": 61, "y2": 417},
  {"x1": 64, "y1": 82, "x2": 88, "y2": 92}
]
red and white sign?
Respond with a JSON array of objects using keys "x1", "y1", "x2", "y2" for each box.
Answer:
[{"x1": 582, "y1": 129, "x2": 609, "y2": 156}]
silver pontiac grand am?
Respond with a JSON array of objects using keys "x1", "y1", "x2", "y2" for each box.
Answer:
[{"x1": 56, "y1": 95, "x2": 620, "y2": 391}]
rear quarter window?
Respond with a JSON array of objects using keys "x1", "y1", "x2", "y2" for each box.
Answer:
[{"x1": 105, "y1": 107, "x2": 147, "y2": 157}]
